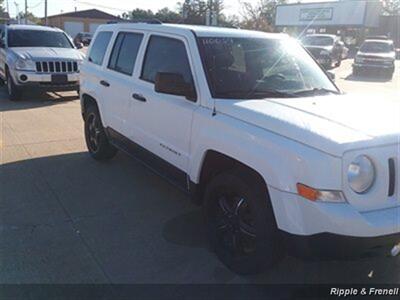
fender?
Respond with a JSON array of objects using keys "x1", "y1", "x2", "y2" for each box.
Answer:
[{"x1": 188, "y1": 107, "x2": 342, "y2": 194}]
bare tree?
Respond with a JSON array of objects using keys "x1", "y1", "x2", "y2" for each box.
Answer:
[
  {"x1": 239, "y1": 0, "x2": 287, "y2": 32},
  {"x1": 381, "y1": 0, "x2": 400, "y2": 15}
]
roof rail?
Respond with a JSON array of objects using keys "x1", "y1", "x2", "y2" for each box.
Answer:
[{"x1": 107, "y1": 19, "x2": 162, "y2": 25}]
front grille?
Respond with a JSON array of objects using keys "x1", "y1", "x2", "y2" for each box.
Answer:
[{"x1": 36, "y1": 61, "x2": 78, "y2": 73}]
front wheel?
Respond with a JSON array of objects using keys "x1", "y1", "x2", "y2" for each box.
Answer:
[
  {"x1": 6, "y1": 71, "x2": 22, "y2": 101},
  {"x1": 203, "y1": 168, "x2": 284, "y2": 275},
  {"x1": 84, "y1": 104, "x2": 118, "y2": 161}
]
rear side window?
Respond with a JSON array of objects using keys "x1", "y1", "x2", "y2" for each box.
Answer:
[
  {"x1": 108, "y1": 32, "x2": 143, "y2": 75},
  {"x1": 141, "y1": 35, "x2": 193, "y2": 85},
  {"x1": 88, "y1": 31, "x2": 112, "y2": 66}
]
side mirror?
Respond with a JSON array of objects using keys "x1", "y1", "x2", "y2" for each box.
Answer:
[
  {"x1": 75, "y1": 42, "x2": 83, "y2": 49},
  {"x1": 327, "y1": 71, "x2": 335, "y2": 81},
  {"x1": 0, "y1": 39, "x2": 5, "y2": 48},
  {"x1": 155, "y1": 72, "x2": 197, "y2": 101}
]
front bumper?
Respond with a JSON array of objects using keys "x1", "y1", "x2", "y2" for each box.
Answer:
[
  {"x1": 269, "y1": 187, "x2": 400, "y2": 257},
  {"x1": 13, "y1": 70, "x2": 79, "y2": 91},
  {"x1": 269, "y1": 187, "x2": 400, "y2": 237},
  {"x1": 353, "y1": 63, "x2": 394, "y2": 72}
]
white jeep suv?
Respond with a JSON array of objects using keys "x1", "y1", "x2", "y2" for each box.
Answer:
[
  {"x1": 0, "y1": 25, "x2": 84, "y2": 100},
  {"x1": 80, "y1": 22, "x2": 400, "y2": 274}
]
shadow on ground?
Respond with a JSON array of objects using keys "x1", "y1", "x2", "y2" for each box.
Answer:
[
  {"x1": 1, "y1": 151, "x2": 399, "y2": 284},
  {"x1": 0, "y1": 87, "x2": 78, "y2": 112}
]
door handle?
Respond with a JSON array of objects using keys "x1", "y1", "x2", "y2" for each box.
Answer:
[
  {"x1": 132, "y1": 93, "x2": 147, "y2": 102},
  {"x1": 100, "y1": 80, "x2": 110, "y2": 87}
]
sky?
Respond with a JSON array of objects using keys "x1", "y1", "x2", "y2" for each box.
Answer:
[{"x1": 6, "y1": 0, "x2": 251, "y2": 18}]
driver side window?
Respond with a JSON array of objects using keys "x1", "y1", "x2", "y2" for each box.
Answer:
[{"x1": 141, "y1": 35, "x2": 194, "y2": 86}]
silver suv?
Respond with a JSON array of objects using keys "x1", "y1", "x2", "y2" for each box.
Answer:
[{"x1": 0, "y1": 25, "x2": 85, "y2": 100}]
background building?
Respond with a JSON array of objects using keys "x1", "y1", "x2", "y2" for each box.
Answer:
[
  {"x1": 44, "y1": 9, "x2": 121, "y2": 39},
  {"x1": 275, "y1": 0, "x2": 383, "y2": 47}
]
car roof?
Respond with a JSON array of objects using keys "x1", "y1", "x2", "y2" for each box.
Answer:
[
  {"x1": 363, "y1": 39, "x2": 393, "y2": 44},
  {"x1": 97, "y1": 22, "x2": 288, "y2": 40},
  {"x1": 7, "y1": 24, "x2": 63, "y2": 32},
  {"x1": 303, "y1": 34, "x2": 336, "y2": 38}
]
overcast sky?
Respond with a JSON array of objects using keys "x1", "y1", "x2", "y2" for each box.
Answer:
[{"x1": 6, "y1": 0, "x2": 324, "y2": 18}]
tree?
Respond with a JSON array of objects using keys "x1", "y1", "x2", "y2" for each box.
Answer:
[
  {"x1": 18, "y1": 11, "x2": 41, "y2": 24},
  {"x1": 155, "y1": 8, "x2": 182, "y2": 23},
  {"x1": 178, "y1": 0, "x2": 226, "y2": 25},
  {"x1": 122, "y1": 9, "x2": 154, "y2": 20},
  {"x1": 381, "y1": 0, "x2": 400, "y2": 15},
  {"x1": 239, "y1": 0, "x2": 287, "y2": 32},
  {"x1": 0, "y1": 0, "x2": 5, "y2": 13}
]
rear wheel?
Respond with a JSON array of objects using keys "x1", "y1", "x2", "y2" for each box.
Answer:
[
  {"x1": 203, "y1": 168, "x2": 284, "y2": 275},
  {"x1": 6, "y1": 70, "x2": 22, "y2": 101},
  {"x1": 84, "y1": 104, "x2": 118, "y2": 161}
]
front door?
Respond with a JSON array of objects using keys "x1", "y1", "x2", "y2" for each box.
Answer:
[{"x1": 125, "y1": 34, "x2": 198, "y2": 175}]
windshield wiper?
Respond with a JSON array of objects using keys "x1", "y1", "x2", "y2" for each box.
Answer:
[
  {"x1": 246, "y1": 89, "x2": 299, "y2": 99},
  {"x1": 293, "y1": 88, "x2": 341, "y2": 96},
  {"x1": 216, "y1": 89, "x2": 298, "y2": 99}
]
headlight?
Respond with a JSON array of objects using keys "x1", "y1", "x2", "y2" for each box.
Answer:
[
  {"x1": 15, "y1": 58, "x2": 36, "y2": 71},
  {"x1": 347, "y1": 155, "x2": 375, "y2": 194},
  {"x1": 320, "y1": 50, "x2": 330, "y2": 56}
]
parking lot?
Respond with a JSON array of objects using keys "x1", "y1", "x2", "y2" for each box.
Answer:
[{"x1": 0, "y1": 59, "x2": 399, "y2": 284}]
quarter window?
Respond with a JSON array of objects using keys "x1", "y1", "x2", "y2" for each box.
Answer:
[
  {"x1": 141, "y1": 35, "x2": 194, "y2": 85},
  {"x1": 108, "y1": 32, "x2": 143, "y2": 75},
  {"x1": 88, "y1": 31, "x2": 112, "y2": 66}
]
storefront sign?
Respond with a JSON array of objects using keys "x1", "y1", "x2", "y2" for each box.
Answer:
[{"x1": 300, "y1": 8, "x2": 333, "y2": 21}]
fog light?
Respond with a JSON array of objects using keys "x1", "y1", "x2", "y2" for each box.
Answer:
[{"x1": 20, "y1": 74, "x2": 28, "y2": 82}]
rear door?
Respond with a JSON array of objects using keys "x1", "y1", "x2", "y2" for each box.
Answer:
[
  {"x1": 101, "y1": 30, "x2": 144, "y2": 137},
  {"x1": 82, "y1": 31, "x2": 114, "y2": 126}
]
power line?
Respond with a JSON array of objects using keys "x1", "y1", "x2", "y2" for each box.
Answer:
[{"x1": 74, "y1": 0, "x2": 130, "y2": 12}]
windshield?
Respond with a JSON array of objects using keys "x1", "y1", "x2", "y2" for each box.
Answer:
[
  {"x1": 301, "y1": 36, "x2": 334, "y2": 46},
  {"x1": 8, "y1": 29, "x2": 73, "y2": 48},
  {"x1": 198, "y1": 37, "x2": 338, "y2": 99},
  {"x1": 360, "y1": 42, "x2": 393, "y2": 53}
]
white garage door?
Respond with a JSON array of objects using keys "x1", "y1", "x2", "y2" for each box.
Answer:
[
  {"x1": 64, "y1": 21, "x2": 84, "y2": 39},
  {"x1": 89, "y1": 23, "x2": 102, "y2": 34}
]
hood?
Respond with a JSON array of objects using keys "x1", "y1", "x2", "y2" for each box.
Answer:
[
  {"x1": 216, "y1": 94, "x2": 400, "y2": 157},
  {"x1": 10, "y1": 47, "x2": 85, "y2": 61},
  {"x1": 357, "y1": 51, "x2": 395, "y2": 59}
]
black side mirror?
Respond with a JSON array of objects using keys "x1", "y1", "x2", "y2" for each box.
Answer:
[
  {"x1": 155, "y1": 72, "x2": 197, "y2": 101},
  {"x1": 75, "y1": 42, "x2": 83, "y2": 49}
]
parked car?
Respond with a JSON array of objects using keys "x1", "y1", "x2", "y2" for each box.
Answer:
[
  {"x1": 353, "y1": 39, "x2": 396, "y2": 79},
  {"x1": 301, "y1": 34, "x2": 345, "y2": 68},
  {"x1": 0, "y1": 25, "x2": 85, "y2": 100},
  {"x1": 74, "y1": 32, "x2": 93, "y2": 46},
  {"x1": 81, "y1": 23, "x2": 400, "y2": 275}
]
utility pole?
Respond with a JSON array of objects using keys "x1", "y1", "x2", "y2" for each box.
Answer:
[
  {"x1": 14, "y1": 1, "x2": 20, "y2": 24},
  {"x1": 44, "y1": 0, "x2": 48, "y2": 25},
  {"x1": 25, "y1": 0, "x2": 28, "y2": 24}
]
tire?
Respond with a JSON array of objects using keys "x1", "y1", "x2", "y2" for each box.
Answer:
[
  {"x1": 203, "y1": 168, "x2": 284, "y2": 275},
  {"x1": 6, "y1": 70, "x2": 22, "y2": 101},
  {"x1": 84, "y1": 104, "x2": 118, "y2": 161}
]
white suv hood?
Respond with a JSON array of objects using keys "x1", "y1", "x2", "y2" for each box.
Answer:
[
  {"x1": 216, "y1": 94, "x2": 400, "y2": 157},
  {"x1": 11, "y1": 47, "x2": 84, "y2": 61}
]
